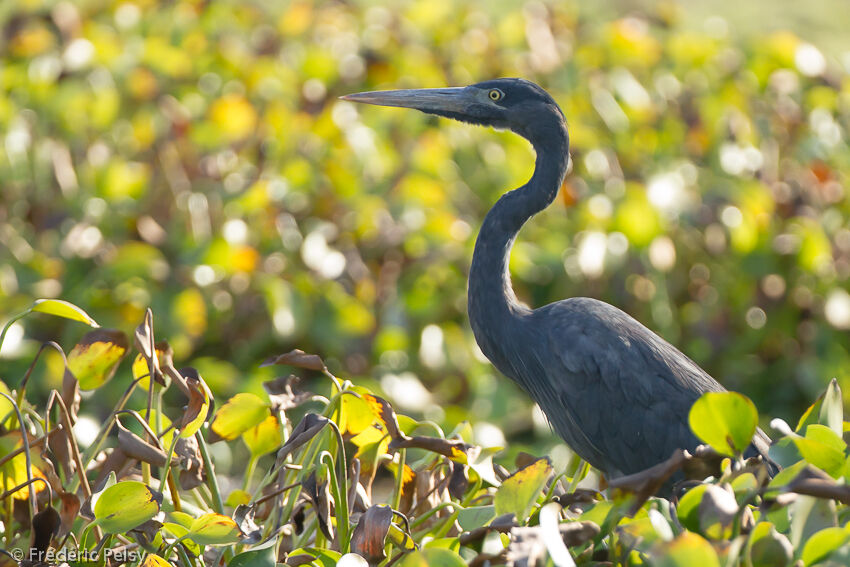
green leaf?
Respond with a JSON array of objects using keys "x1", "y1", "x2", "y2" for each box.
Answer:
[
  {"x1": 228, "y1": 537, "x2": 278, "y2": 567},
  {"x1": 229, "y1": 548, "x2": 277, "y2": 567},
  {"x1": 656, "y1": 532, "x2": 720, "y2": 567},
  {"x1": 398, "y1": 549, "x2": 466, "y2": 567},
  {"x1": 688, "y1": 392, "x2": 758, "y2": 456},
  {"x1": 457, "y1": 505, "x2": 495, "y2": 531},
  {"x1": 801, "y1": 527, "x2": 850, "y2": 566},
  {"x1": 792, "y1": 425, "x2": 846, "y2": 478},
  {"x1": 747, "y1": 522, "x2": 793, "y2": 567},
  {"x1": 93, "y1": 481, "x2": 162, "y2": 533},
  {"x1": 31, "y1": 299, "x2": 99, "y2": 327},
  {"x1": 67, "y1": 328, "x2": 129, "y2": 390},
  {"x1": 163, "y1": 522, "x2": 201, "y2": 556},
  {"x1": 286, "y1": 547, "x2": 341, "y2": 567},
  {"x1": 494, "y1": 458, "x2": 553, "y2": 522},
  {"x1": 676, "y1": 484, "x2": 709, "y2": 533},
  {"x1": 0, "y1": 380, "x2": 15, "y2": 428},
  {"x1": 187, "y1": 512, "x2": 242, "y2": 546},
  {"x1": 789, "y1": 495, "x2": 837, "y2": 550},
  {"x1": 210, "y1": 393, "x2": 270, "y2": 441},
  {"x1": 819, "y1": 378, "x2": 843, "y2": 436}
]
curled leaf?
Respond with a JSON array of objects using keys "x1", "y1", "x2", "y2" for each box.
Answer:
[
  {"x1": 177, "y1": 368, "x2": 212, "y2": 438},
  {"x1": 350, "y1": 505, "x2": 393, "y2": 566},
  {"x1": 261, "y1": 349, "x2": 326, "y2": 371}
]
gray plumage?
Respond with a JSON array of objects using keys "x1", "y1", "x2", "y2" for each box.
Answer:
[{"x1": 343, "y1": 78, "x2": 774, "y2": 481}]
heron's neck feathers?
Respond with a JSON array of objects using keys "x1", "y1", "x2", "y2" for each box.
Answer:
[{"x1": 468, "y1": 121, "x2": 569, "y2": 366}]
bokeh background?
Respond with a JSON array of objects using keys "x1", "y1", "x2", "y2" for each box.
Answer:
[{"x1": 2, "y1": 0, "x2": 849, "y2": 463}]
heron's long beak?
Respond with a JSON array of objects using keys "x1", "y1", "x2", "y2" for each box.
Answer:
[{"x1": 340, "y1": 87, "x2": 470, "y2": 113}]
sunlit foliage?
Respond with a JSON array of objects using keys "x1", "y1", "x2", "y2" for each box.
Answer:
[{"x1": 1, "y1": 0, "x2": 849, "y2": 478}]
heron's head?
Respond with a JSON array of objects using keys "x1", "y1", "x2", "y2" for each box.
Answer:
[{"x1": 341, "y1": 78, "x2": 566, "y2": 147}]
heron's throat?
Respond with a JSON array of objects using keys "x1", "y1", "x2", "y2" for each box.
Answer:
[{"x1": 467, "y1": 122, "x2": 569, "y2": 370}]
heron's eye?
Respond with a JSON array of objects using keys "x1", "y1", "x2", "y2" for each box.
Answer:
[{"x1": 488, "y1": 89, "x2": 504, "y2": 101}]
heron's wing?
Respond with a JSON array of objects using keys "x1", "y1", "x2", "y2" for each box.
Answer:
[{"x1": 534, "y1": 297, "x2": 726, "y2": 476}]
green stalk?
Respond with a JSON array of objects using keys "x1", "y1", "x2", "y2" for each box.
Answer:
[
  {"x1": 392, "y1": 448, "x2": 407, "y2": 512},
  {"x1": 0, "y1": 309, "x2": 30, "y2": 358},
  {"x1": 196, "y1": 430, "x2": 224, "y2": 514},
  {"x1": 72, "y1": 379, "x2": 141, "y2": 492},
  {"x1": 320, "y1": 451, "x2": 350, "y2": 553}
]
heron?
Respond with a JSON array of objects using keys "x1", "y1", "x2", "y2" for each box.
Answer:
[{"x1": 342, "y1": 78, "x2": 773, "y2": 483}]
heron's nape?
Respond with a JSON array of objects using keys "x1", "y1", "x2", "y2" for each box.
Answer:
[{"x1": 343, "y1": 78, "x2": 776, "y2": 488}]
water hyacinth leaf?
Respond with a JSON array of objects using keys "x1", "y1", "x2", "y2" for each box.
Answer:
[
  {"x1": 792, "y1": 424, "x2": 846, "y2": 479},
  {"x1": 163, "y1": 522, "x2": 201, "y2": 556},
  {"x1": 228, "y1": 546, "x2": 277, "y2": 567},
  {"x1": 226, "y1": 489, "x2": 251, "y2": 508},
  {"x1": 800, "y1": 527, "x2": 850, "y2": 566},
  {"x1": 242, "y1": 415, "x2": 281, "y2": 456},
  {"x1": 494, "y1": 457, "x2": 553, "y2": 522},
  {"x1": 286, "y1": 547, "x2": 341, "y2": 567},
  {"x1": 132, "y1": 347, "x2": 170, "y2": 391},
  {"x1": 362, "y1": 394, "x2": 403, "y2": 439},
  {"x1": 0, "y1": 435, "x2": 47, "y2": 501},
  {"x1": 655, "y1": 532, "x2": 720, "y2": 567},
  {"x1": 31, "y1": 299, "x2": 99, "y2": 327},
  {"x1": 819, "y1": 378, "x2": 843, "y2": 436},
  {"x1": 789, "y1": 495, "x2": 837, "y2": 550},
  {"x1": 697, "y1": 485, "x2": 738, "y2": 540},
  {"x1": 276, "y1": 413, "x2": 329, "y2": 463},
  {"x1": 747, "y1": 522, "x2": 793, "y2": 567},
  {"x1": 398, "y1": 549, "x2": 466, "y2": 567},
  {"x1": 0, "y1": 381, "x2": 14, "y2": 427},
  {"x1": 210, "y1": 392, "x2": 270, "y2": 442},
  {"x1": 31, "y1": 505, "x2": 61, "y2": 555},
  {"x1": 458, "y1": 505, "x2": 496, "y2": 531},
  {"x1": 387, "y1": 524, "x2": 418, "y2": 551},
  {"x1": 263, "y1": 374, "x2": 312, "y2": 413},
  {"x1": 92, "y1": 481, "x2": 162, "y2": 533},
  {"x1": 796, "y1": 393, "x2": 826, "y2": 433},
  {"x1": 178, "y1": 370, "x2": 211, "y2": 438},
  {"x1": 261, "y1": 349, "x2": 326, "y2": 371},
  {"x1": 141, "y1": 554, "x2": 174, "y2": 567},
  {"x1": 116, "y1": 421, "x2": 167, "y2": 467},
  {"x1": 688, "y1": 392, "x2": 758, "y2": 456},
  {"x1": 341, "y1": 388, "x2": 379, "y2": 436},
  {"x1": 350, "y1": 505, "x2": 393, "y2": 565},
  {"x1": 188, "y1": 512, "x2": 242, "y2": 545},
  {"x1": 67, "y1": 329, "x2": 129, "y2": 390},
  {"x1": 676, "y1": 484, "x2": 709, "y2": 533}
]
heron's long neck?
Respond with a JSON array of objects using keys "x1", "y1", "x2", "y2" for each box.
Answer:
[{"x1": 468, "y1": 123, "x2": 569, "y2": 370}]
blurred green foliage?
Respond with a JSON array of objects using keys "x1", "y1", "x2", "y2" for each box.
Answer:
[{"x1": 1, "y1": 0, "x2": 850, "y2": 460}]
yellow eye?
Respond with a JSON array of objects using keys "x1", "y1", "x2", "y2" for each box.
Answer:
[{"x1": 488, "y1": 89, "x2": 504, "y2": 101}]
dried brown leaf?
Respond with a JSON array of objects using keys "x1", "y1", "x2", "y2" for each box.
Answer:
[
  {"x1": 262, "y1": 349, "x2": 327, "y2": 372},
  {"x1": 350, "y1": 505, "x2": 393, "y2": 566}
]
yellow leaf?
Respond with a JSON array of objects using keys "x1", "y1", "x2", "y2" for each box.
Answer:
[
  {"x1": 31, "y1": 299, "x2": 99, "y2": 327},
  {"x1": 141, "y1": 554, "x2": 174, "y2": 567},
  {"x1": 211, "y1": 393, "x2": 270, "y2": 441},
  {"x1": 242, "y1": 415, "x2": 282, "y2": 456},
  {"x1": 67, "y1": 329, "x2": 129, "y2": 390}
]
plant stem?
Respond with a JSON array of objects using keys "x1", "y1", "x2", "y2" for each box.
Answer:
[{"x1": 196, "y1": 430, "x2": 224, "y2": 514}]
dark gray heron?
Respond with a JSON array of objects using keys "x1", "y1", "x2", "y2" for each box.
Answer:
[{"x1": 342, "y1": 78, "x2": 773, "y2": 482}]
